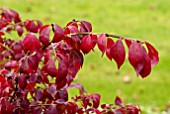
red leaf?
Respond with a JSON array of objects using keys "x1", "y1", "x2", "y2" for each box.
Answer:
[
  {"x1": 145, "y1": 42, "x2": 159, "y2": 67},
  {"x1": 58, "y1": 89, "x2": 68, "y2": 101},
  {"x1": 0, "y1": 75, "x2": 8, "y2": 89},
  {"x1": 91, "y1": 34, "x2": 97, "y2": 50},
  {"x1": 45, "y1": 105, "x2": 58, "y2": 114},
  {"x1": 36, "y1": 20, "x2": 43, "y2": 28},
  {"x1": 11, "y1": 42, "x2": 23, "y2": 53},
  {"x1": 106, "y1": 38, "x2": 114, "y2": 60},
  {"x1": 48, "y1": 84, "x2": 57, "y2": 97},
  {"x1": 128, "y1": 41, "x2": 145, "y2": 75},
  {"x1": 139, "y1": 47, "x2": 151, "y2": 78},
  {"x1": 26, "y1": 82, "x2": 36, "y2": 91},
  {"x1": 18, "y1": 74, "x2": 27, "y2": 89},
  {"x1": 79, "y1": 24, "x2": 86, "y2": 32},
  {"x1": 92, "y1": 94, "x2": 100, "y2": 108},
  {"x1": 16, "y1": 25, "x2": 23, "y2": 36},
  {"x1": 66, "y1": 21, "x2": 78, "y2": 28},
  {"x1": 67, "y1": 25, "x2": 79, "y2": 33},
  {"x1": 35, "y1": 88, "x2": 43, "y2": 100},
  {"x1": 69, "y1": 49, "x2": 84, "y2": 77},
  {"x1": 23, "y1": 33, "x2": 41, "y2": 53},
  {"x1": 80, "y1": 35, "x2": 93, "y2": 54},
  {"x1": 4, "y1": 60, "x2": 17, "y2": 70},
  {"x1": 56, "y1": 78, "x2": 67, "y2": 90},
  {"x1": 0, "y1": 31, "x2": 5, "y2": 36},
  {"x1": 69, "y1": 83, "x2": 86, "y2": 95},
  {"x1": 28, "y1": 54, "x2": 40, "y2": 70},
  {"x1": 20, "y1": 58, "x2": 31, "y2": 74},
  {"x1": 66, "y1": 102, "x2": 78, "y2": 114},
  {"x1": 110, "y1": 40, "x2": 125, "y2": 69},
  {"x1": 115, "y1": 96, "x2": 123, "y2": 106},
  {"x1": 25, "y1": 20, "x2": 39, "y2": 33},
  {"x1": 97, "y1": 34, "x2": 107, "y2": 56},
  {"x1": 29, "y1": 21, "x2": 39, "y2": 33},
  {"x1": 0, "y1": 76, "x2": 6, "y2": 84},
  {"x1": 9, "y1": 9, "x2": 21, "y2": 23},
  {"x1": 43, "y1": 58, "x2": 58, "y2": 77},
  {"x1": 80, "y1": 20, "x2": 92, "y2": 32},
  {"x1": 1, "y1": 98, "x2": 13, "y2": 114},
  {"x1": 52, "y1": 23, "x2": 64, "y2": 43},
  {"x1": 125, "y1": 39, "x2": 132, "y2": 48},
  {"x1": 39, "y1": 25, "x2": 50, "y2": 46},
  {"x1": 56, "y1": 53, "x2": 69, "y2": 82}
]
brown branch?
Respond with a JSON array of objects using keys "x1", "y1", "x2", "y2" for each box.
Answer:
[
  {"x1": 0, "y1": 42, "x2": 14, "y2": 53},
  {"x1": 30, "y1": 103, "x2": 55, "y2": 107},
  {"x1": 68, "y1": 32, "x2": 144, "y2": 43}
]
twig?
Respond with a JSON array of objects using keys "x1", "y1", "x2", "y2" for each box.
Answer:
[{"x1": 68, "y1": 32, "x2": 144, "y2": 43}]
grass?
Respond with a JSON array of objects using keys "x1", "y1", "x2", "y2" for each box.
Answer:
[{"x1": 1, "y1": 0, "x2": 170, "y2": 113}]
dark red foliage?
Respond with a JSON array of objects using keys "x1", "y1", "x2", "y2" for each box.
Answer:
[
  {"x1": 22, "y1": 33, "x2": 41, "y2": 53},
  {"x1": 115, "y1": 96, "x2": 124, "y2": 106},
  {"x1": 125, "y1": 39, "x2": 132, "y2": 48},
  {"x1": 52, "y1": 23, "x2": 64, "y2": 43},
  {"x1": 16, "y1": 25, "x2": 23, "y2": 36},
  {"x1": 145, "y1": 42, "x2": 159, "y2": 67},
  {"x1": 39, "y1": 25, "x2": 50, "y2": 46},
  {"x1": 110, "y1": 40, "x2": 125, "y2": 69},
  {"x1": 81, "y1": 35, "x2": 94, "y2": 54},
  {"x1": 139, "y1": 47, "x2": 151, "y2": 78},
  {"x1": 79, "y1": 20, "x2": 92, "y2": 32},
  {"x1": 0, "y1": 8, "x2": 159, "y2": 114},
  {"x1": 25, "y1": 20, "x2": 41, "y2": 33},
  {"x1": 106, "y1": 38, "x2": 114, "y2": 60},
  {"x1": 128, "y1": 41, "x2": 146, "y2": 76},
  {"x1": 97, "y1": 33, "x2": 107, "y2": 56},
  {"x1": 43, "y1": 58, "x2": 58, "y2": 77}
]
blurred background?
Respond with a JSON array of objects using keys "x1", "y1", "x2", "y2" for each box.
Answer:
[{"x1": 1, "y1": 0, "x2": 170, "y2": 113}]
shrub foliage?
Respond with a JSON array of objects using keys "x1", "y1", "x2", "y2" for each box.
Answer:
[{"x1": 0, "y1": 8, "x2": 159, "y2": 114}]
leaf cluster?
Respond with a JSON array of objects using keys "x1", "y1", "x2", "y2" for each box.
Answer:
[{"x1": 0, "y1": 8, "x2": 159, "y2": 114}]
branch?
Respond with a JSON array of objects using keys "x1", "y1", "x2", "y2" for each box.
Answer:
[
  {"x1": 30, "y1": 103, "x2": 55, "y2": 107},
  {"x1": 68, "y1": 32, "x2": 144, "y2": 43},
  {"x1": 0, "y1": 42, "x2": 14, "y2": 53}
]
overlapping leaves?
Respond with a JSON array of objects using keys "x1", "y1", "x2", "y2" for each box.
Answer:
[{"x1": 0, "y1": 8, "x2": 159, "y2": 114}]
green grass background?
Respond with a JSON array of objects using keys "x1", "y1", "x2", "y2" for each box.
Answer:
[{"x1": 1, "y1": 0, "x2": 170, "y2": 113}]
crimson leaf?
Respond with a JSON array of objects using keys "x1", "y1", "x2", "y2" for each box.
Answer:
[
  {"x1": 56, "y1": 52, "x2": 69, "y2": 82},
  {"x1": 69, "y1": 83, "x2": 86, "y2": 95},
  {"x1": 48, "y1": 84, "x2": 57, "y2": 98},
  {"x1": 18, "y1": 74, "x2": 27, "y2": 89},
  {"x1": 139, "y1": 47, "x2": 151, "y2": 78},
  {"x1": 39, "y1": 25, "x2": 50, "y2": 46},
  {"x1": 43, "y1": 58, "x2": 58, "y2": 77},
  {"x1": 80, "y1": 35, "x2": 93, "y2": 54},
  {"x1": 145, "y1": 42, "x2": 159, "y2": 67},
  {"x1": 80, "y1": 20, "x2": 92, "y2": 32},
  {"x1": 92, "y1": 94, "x2": 100, "y2": 108},
  {"x1": 115, "y1": 96, "x2": 123, "y2": 106},
  {"x1": 106, "y1": 38, "x2": 114, "y2": 60},
  {"x1": 67, "y1": 25, "x2": 79, "y2": 33},
  {"x1": 110, "y1": 40, "x2": 125, "y2": 69},
  {"x1": 1, "y1": 98, "x2": 13, "y2": 114},
  {"x1": 97, "y1": 34, "x2": 107, "y2": 56},
  {"x1": 20, "y1": 58, "x2": 30, "y2": 74},
  {"x1": 45, "y1": 105, "x2": 58, "y2": 114},
  {"x1": 52, "y1": 23, "x2": 64, "y2": 43},
  {"x1": 25, "y1": 20, "x2": 39, "y2": 33},
  {"x1": 128, "y1": 41, "x2": 145, "y2": 76},
  {"x1": 125, "y1": 39, "x2": 132, "y2": 49},
  {"x1": 16, "y1": 25, "x2": 23, "y2": 36},
  {"x1": 22, "y1": 33, "x2": 41, "y2": 53}
]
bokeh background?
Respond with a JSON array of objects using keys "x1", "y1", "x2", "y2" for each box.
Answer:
[{"x1": 1, "y1": 0, "x2": 170, "y2": 113}]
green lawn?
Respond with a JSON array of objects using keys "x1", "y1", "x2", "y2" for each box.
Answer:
[{"x1": 1, "y1": 0, "x2": 170, "y2": 113}]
